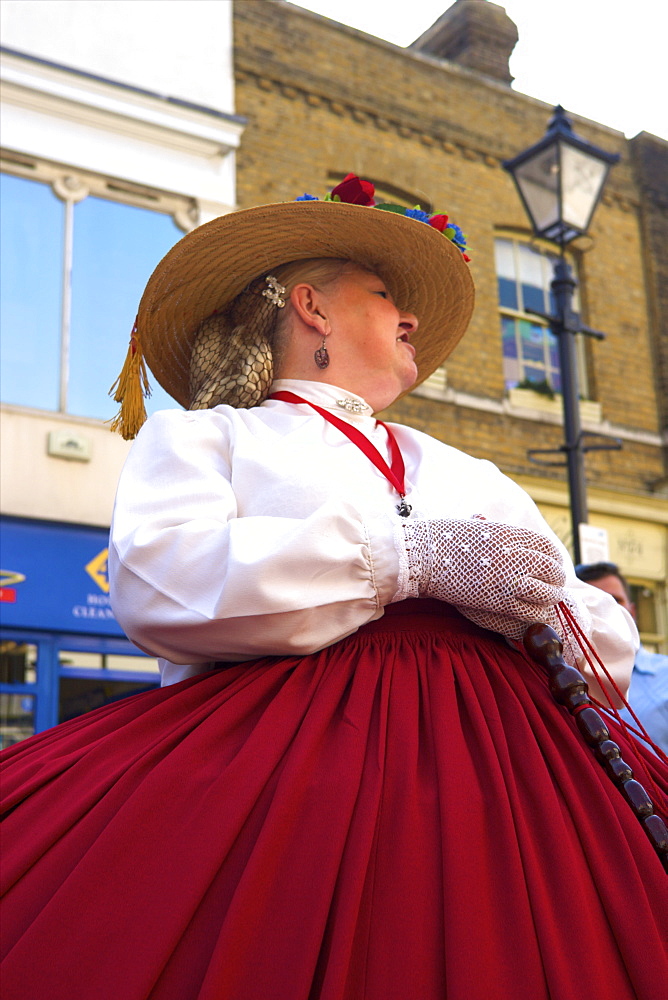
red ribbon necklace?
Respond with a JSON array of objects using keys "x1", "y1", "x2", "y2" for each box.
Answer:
[{"x1": 268, "y1": 390, "x2": 412, "y2": 516}]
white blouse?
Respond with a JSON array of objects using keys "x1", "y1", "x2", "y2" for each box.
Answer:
[{"x1": 109, "y1": 379, "x2": 637, "y2": 689}]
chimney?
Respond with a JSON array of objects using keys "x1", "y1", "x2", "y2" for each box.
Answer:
[{"x1": 411, "y1": 0, "x2": 519, "y2": 85}]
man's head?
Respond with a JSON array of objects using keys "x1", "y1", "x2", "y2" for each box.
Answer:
[{"x1": 575, "y1": 561, "x2": 635, "y2": 618}]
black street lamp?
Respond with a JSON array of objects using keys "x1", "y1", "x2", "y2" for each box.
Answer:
[{"x1": 503, "y1": 105, "x2": 620, "y2": 564}]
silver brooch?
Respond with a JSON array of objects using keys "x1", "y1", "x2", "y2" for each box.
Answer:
[
  {"x1": 337, "y1": 398, "x2": 370, "y2": 413},
  {"x1": 262, "y1": 275, "x2": 286, "y2": 308}
]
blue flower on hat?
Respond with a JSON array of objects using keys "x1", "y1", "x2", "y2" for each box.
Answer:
[
  {"x1": 295, "y1": 193, "x2": 319, "y2": 201},
  {"x1": 445, "y1": 223, "x2": 466, "y2": 247},
  {"x1": 405, "y1": 207, "x2": 431, "y2": 224}
]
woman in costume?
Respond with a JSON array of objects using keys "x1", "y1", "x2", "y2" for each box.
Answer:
[{"x1": 1, "y1": 175, "x2": 667, "y2": 1000}]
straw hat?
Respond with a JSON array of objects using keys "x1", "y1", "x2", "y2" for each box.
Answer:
[{"x1": 110, "y1": 179, "x2": 475, "y2": 438}]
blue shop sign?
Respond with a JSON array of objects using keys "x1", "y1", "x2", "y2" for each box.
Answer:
[{"x1": 0, "y1": 516, "x2": 124, "y2": 636}]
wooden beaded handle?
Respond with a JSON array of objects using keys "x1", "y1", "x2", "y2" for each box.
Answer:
[{"x1": 523, "y1": 623, "x2": 668, "y2": 872}]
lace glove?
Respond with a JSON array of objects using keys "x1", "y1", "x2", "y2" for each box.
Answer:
[{"x1": 399, "y1": 518, "x2": 589, "y2": 648}]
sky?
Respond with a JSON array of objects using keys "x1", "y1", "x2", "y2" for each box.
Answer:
[{"x1": 291, "y1": 0, "x2": 667, "y2": 141}]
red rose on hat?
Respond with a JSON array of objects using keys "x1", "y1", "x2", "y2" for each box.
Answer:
[
  {"x1": 329, "y1": 173, "x2": 376, "y2": 206},
  {"x1": 428, "y1": 214, "x2": 449, "y2": 232}
]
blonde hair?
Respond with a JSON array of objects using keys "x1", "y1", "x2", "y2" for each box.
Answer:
[{"x1": 188, "y1": 258, "x2": 369, "y2": 410}]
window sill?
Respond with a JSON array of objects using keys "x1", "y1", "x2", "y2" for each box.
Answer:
[
  {"x1": 0, "y1": 402, "x2": 116, "y2": 428},
  {"x1": 508, "y1": 387, "x2": 602, "y2": 424}
]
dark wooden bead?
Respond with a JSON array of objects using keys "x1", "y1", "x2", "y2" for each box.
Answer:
[
  {"x1": 549, "y1": 665, "x2": 588, "y2": 706},
  {"x1": 523, "y1": 622, "x2": 668, "y2": 867},
  {"x1": 604, "y1": 756, "x2": 634, "y2": 784},
  {"x1": 644, "y1": 814, "x2": 668, "y2": 854},
  {"x1": 575, "y1": 707, "x2": 610, "y2": 746},
  {"x1": 596, "y1": 739, "x2": 621, "y2": 761},
  {"x1": 621, "y1": 779, "x2": 654, "y2": 818},
  {"x1": 522, "y1": 623, "x2": 564, "y2": 671},
  {"x1": 563, "y1": 689, "x2": 590, "y2": 711}
]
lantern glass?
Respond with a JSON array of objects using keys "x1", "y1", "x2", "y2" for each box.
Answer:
[
  {"x1": 504, "y1": 106, "x2": 619, "y2": 246},
  {"x1": 513, "y1": 143, "x2": 560, "y2": 238},
  {"x1": 560, "y1": 143, "x2": 609, "y2": 233}
]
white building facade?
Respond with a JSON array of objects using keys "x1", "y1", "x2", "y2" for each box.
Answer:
[{"x1": 0, "y1": 0, "x2": 242, "y2": 741}]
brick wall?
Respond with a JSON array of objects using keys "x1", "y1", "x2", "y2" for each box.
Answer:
[
  {"x1": 233, "y1": 0, "x2": 666, "y2": 497},
  {"x1": 630, "y1": 133, "x2": 668, "y2": 441}
]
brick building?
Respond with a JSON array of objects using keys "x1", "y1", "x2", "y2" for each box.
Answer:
[{"x1": 233, "y1": 0, "x2": 668, "y2": 649}]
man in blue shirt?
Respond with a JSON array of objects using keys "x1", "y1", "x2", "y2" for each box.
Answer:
[{"x1": 575, "y1": 561, "x2": 668, "y2": 755}]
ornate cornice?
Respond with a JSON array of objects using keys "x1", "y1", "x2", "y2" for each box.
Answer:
[
  {"x1": 235, "y1": 65, "x2": 505, "y2": 169},
  {"x1": 234, "y1": 65, "x2": 638, "y2": 209}
]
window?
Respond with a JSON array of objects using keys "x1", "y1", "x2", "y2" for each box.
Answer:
[
  {"x1": 495, "y1": 237, "x2": 586, "y2": 397},
  {"x1": 0, "y1": 631, "x2": 161, "y2": 744},
  {"x1": 0, "y1": 641, "x2": 37, "y2": 747},
  {"x1": 629, "y1": 581, "x2": 668, "y2": 654},
  {"x1": 1, "y1": 157, "x2": 193, "y2": 420},
  {"x1": 57, "y1": 648, "x2": 160, "y2": 724}
]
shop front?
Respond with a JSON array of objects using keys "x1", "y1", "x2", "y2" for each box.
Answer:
[{"x1": 0, "y1": 516, "x2": 160, "y2": 747}]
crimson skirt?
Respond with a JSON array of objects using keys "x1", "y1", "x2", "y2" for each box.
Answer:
[{"x1": 2, "y1": 601, "x2": 667, "y2": 1000}]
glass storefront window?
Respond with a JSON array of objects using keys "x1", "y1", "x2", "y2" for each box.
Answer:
[
  {"x1": 57, "y1": 678, "x2": 155, "y2": 724},
  {"x1": 106, "y1": 655, "x2": 160, "y2": 673},
  {"x1": 0, "y1": 640, "x2": 37, "y2": 684},
  {"x1": 58, "y1": 651, "x2": 101, "y2": 670},
  {"x1": 1, "y1": 632, "x2": 163, "y2": 742},
  {"x1": 1, "y1": 692, "x2": 35, "y2": 747},
  {"x1": 0, "y1": 641, "x2": 38, "y2": 746},
  {"x1": 59, "y1": 651, "x2": 159, "y2": 673},
  {"x1": 58, "y1": 648, "x2": 160, "y2": 724}
]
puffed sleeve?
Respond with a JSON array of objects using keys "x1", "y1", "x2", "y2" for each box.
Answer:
[{"x1": 109, "y1": 410, "x2": 399, "y2": 671}]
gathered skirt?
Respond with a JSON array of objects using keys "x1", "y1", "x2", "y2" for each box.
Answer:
[{"x1": 1, "y1": 601, "x2": 667, "y2": 1000}]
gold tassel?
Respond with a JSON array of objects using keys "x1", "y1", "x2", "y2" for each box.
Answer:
[{"x1": 109, "y1": 320, "x2": 151, "y2": 440}]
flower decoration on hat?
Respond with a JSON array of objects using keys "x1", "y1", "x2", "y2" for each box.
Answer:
[
  {"x1": 110, "y1": 170, "x2": 474, "y2": 440},
  {"x1": 297, "y1": 173, "x2": 471, "y2": 261},
  {"x1": 405, "y1": 207, "x2": 432, "y2": 224},
  {"x1": 323, "y1": 173, "x2": 376, "y2": 206}
]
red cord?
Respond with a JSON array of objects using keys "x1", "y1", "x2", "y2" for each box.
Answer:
[{"x1": 555, "y1": 601, "x2": 668, "y2": 814}]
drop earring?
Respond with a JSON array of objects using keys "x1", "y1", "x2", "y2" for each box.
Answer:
[{"x1": 314, "y1": 337, "x2": 330, "y2": 370}]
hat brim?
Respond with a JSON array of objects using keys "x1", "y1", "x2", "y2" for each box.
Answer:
[{"x1": 136, "y1": 200, "x2": 475, "y2": 408}]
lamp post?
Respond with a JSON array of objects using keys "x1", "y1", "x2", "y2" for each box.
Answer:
[{"x1": 503, "y1": 105, "x2": 620, "y2": 564}]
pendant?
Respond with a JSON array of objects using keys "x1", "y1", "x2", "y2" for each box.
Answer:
[
  {"x1": 314, "y1": 346, "x2": 330, "y2": 370},
  {"x1": 396, "y1": 497, "x2": 412, "y2": 517}
]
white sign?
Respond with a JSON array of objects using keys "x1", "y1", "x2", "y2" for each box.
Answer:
[{"x1": 578, "y1": 523, "x2": 610, "y2": 565}]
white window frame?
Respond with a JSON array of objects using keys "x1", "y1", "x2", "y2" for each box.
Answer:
[
  {"x1": 496, "y1": 234, "x2": 590, "y2": 400},
  {"x1": 0, "y1": 47, "x2": 241, "y2": 225},
  {"x1": 1, "y1": 153, "x2": 195, "y2": 415}
]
